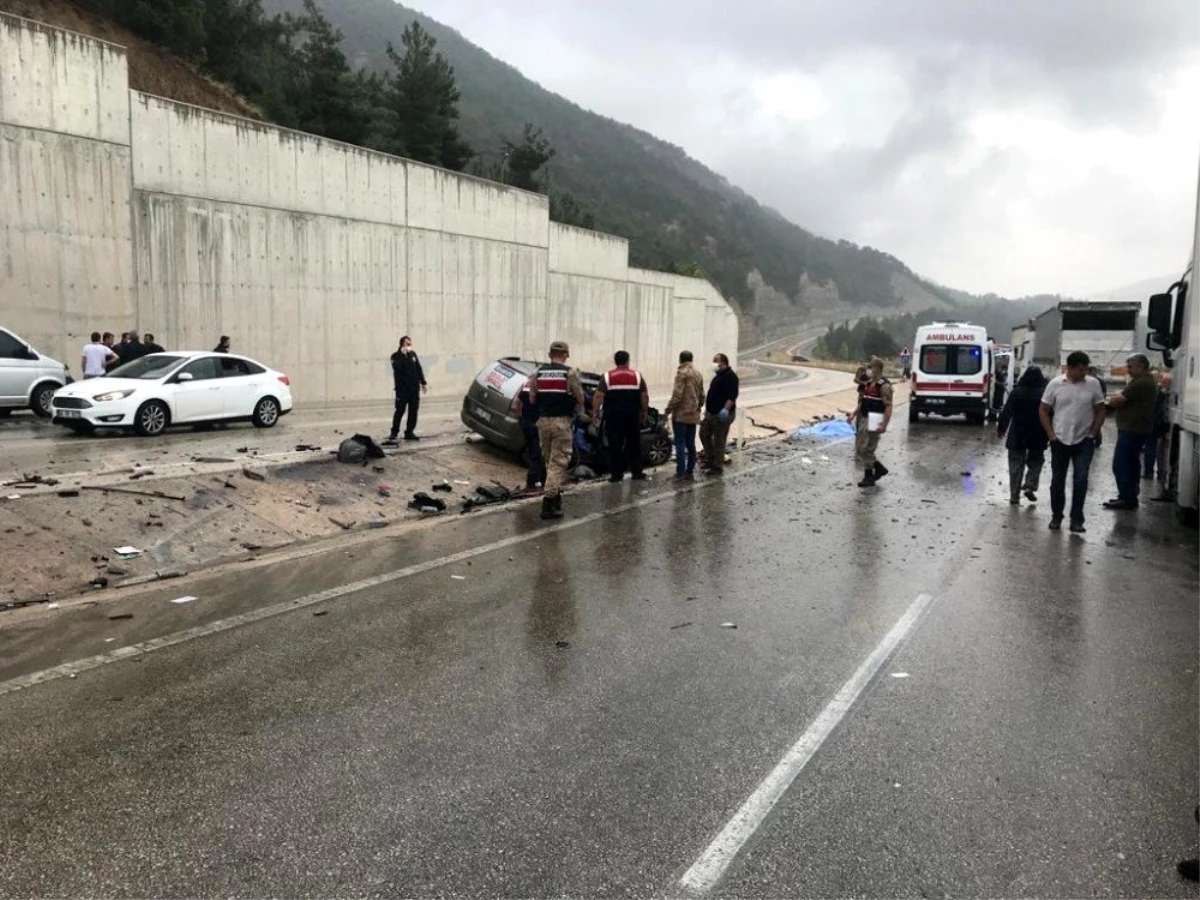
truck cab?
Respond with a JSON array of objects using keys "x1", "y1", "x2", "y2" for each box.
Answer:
[{"x1": 1147, "y1": 262, "x2": 1197, "y2": 526}]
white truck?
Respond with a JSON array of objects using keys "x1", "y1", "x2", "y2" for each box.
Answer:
[
  {"x1": 1146, "y1": 163, "x2": 1199, "y2": 527},
  {"x1": 1028, "y1": 300, "x2": 1143, "y2": 382}
]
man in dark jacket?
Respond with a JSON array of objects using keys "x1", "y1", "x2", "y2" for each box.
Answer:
[
  {"x1": 700, "y1": 353, "x2": 739, "y2": 475},
  {"x1": 388, "y1": 335, "x2": 427, "y2": 441},
  {"x1": 998, "y1": 366, "x2": 1048, "y2": 504}
]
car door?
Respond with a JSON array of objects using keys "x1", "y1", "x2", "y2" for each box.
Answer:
[
  {"x1": 169, "y1": 357, "x2": 224, "y2": 422},
  {"x1": 214, "y1": 355, "x2": 263, "y2": 418},
  {"x1": 0, "y1": 329, "x2": 37, "y2": 404}
]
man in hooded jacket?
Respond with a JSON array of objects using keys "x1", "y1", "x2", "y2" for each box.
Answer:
[{"x1": 998, "y1": 366, "x2": 1049, "y2": 505}]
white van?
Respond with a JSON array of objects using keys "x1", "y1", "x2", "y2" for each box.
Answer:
[
  {"x1": 908, "y1": 322, "x2": 991, "y2": 424},
  {"x1": 0, "y1": 327, "x2": 69, "y2": 417}
]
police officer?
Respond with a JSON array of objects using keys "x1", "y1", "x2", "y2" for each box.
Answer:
[
  {"x1": 592, "y1": 349, "x2": 649, "y2": 482},
  {"x1": 527, "y1": 340, "x2": 586, "y2": 519},
  {"x1": 852, "y1": 356, "x2": 893, "y2": 487}
]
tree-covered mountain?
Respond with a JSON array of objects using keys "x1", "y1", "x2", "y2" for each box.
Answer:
[{"x1": 264, "y1": 0, "x2": 991, "y2": 342}]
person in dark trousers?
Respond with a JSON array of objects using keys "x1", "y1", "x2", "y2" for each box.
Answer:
[
  {"x1": 519, "y1": 382, "x2": 545, "y2": 490},
  {"x1": 1040, "y1": 351, "x2": 1106, "y2": 532},
  {"x1": 700, "y1": 353, "x2": 739, "y2": 475},
  {"x1": 997, "y1": 366, "x2": 1048, "y2": 504},
  {"x1": 213, "y1": 335, "x2": 231, "y2": 353},
  {"x1": 1103, "y1": 353, "x2": 1157, "y2": 510},
  {"x1": 592, "y1": 350, "x2": 650, "y2": 482},
  {"x1": 1088, "y1": 365, "x2": 1108, "y2": 448},
  {"x1": 388, "y1": 335, "x2": 427, "y2": 441},
  {"x1": 1143, "y1": 371, "x2": 1170, "y2": 481},
  {"x1": 142, "y1": 332, "x2": 165, "y2": 354},
  {"x1": 664, "y1": 350, "x2": 704, "y2": 480}
]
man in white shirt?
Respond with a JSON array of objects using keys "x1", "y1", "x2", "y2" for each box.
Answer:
[
  {"x1": 81, "y1": 332, "x2": 118, "y2": 379},
  {"x1": 1039, "y1": 350, "x2": 1107, "y2": 532}
]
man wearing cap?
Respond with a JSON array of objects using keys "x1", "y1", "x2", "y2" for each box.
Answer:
[
  {"x1": 527, "y1": 340, "x2": 586, "y2": 519},
  {"x1": 851, "y1": 356, "x2": 893, "y2": 488}
]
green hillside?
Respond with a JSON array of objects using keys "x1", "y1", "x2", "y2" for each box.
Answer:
[{"x1": 264, "y1": 0, "x2": 979, "y2": 341}]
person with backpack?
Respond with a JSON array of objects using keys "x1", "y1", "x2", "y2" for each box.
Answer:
[{"x1": 997, "y1": 366, "x2": 1049, "y2": 505}]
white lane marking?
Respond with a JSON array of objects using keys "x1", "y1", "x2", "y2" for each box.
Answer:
[
  {"x1": 0, "y1": 453, "x2": 797, "y2": 698},
  {"x1": 676, "y1": 592, "x2": 936, "y2": 896}
]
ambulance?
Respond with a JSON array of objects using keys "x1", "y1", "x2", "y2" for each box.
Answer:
[{"x1": 908, "y1": 322, "x2": 991, "y2": 424}]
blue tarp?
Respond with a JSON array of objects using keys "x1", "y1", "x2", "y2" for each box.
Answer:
[{"x1": 789, "y1": 419, "x2": 856, "y2": 441}]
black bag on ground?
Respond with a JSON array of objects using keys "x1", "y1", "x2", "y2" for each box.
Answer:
[{"x1": 337, "y1": 433, "x2": 386, "y2": 465}]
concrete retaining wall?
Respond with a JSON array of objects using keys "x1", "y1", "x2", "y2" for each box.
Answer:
[{"x1": 0, "y1": 12, "x2": 738, "y2": 404}]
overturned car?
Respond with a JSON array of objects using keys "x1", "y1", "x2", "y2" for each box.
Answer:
[{"x1": 461, "y1": 358, "x2": 672, "y2": 470}]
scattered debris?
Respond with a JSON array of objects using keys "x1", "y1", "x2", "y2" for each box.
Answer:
[
  {"x1": 82, "y1": 485, "x2": 186, "y2": 501},
  {"x1": 891, "y1": 672, "x2": 910, "y2": 679},
  {"x1": 56, "y1": 488, "x2": 80, "y2": 498},
  {"x1": 193, "y1": 456, "x2": 236, "y2": 464},
  {"x1": 113, "y1": 546, "x2": 142, "y2": 559},
  {"x1": 555, "y1": 640, "x2": 571, "y2": 649},
  {"x1": 235, "y1": 446, "x2": 250, "y2": 454},
  {"x1": 365, "y1": 520, "x2": 389, "y2": 529},
  {"x1": 409, "y1": 492, "x2": 447, "y2": 512},
  {"x1": 294, "y1": 444, "x2": 320, "y2": 452},
  {"x1": 720, "y1": 622, "x2": 738, "y2": 629},
  {"x1": 170, "y1": 595, "x2": 198, "y2": 605},
  {"x1": 669, "y1": 621, "x2": 694, "y2": 630},
  {"x1": 431, "y1": 481, "x2": 453, "y2": 493},
  {"x1": 46, "y1": 602, "x2": 59, "y2": 610},
  {"x1": 239, "y1": 542, "x2": 263, "y2": 551},
  {"x1": 107, "y1": 613, "x2": 133, "y2": 621},
  {"x1": 377, "y1": 484, "x2": 392, "y2": 498},
  {"x1": 106, "y1": 566, "x2": 128, "y2": 576},
  {"x1": 450, "y1": 574, "x2": 467, "y2": 580},
  {"x1": 372, "y1": 465, "x2": 386, "y2": 474},
  {"x1": 454, "y1": 479, "x2": 470, "y2": 485},
  {"x1": 329, "y1": 517, "x2": 355, "y2": 530},
  {"x1": 242, "y1": 467, "x2": 266, "y2": 482},
  {"x1": 337, "y1": 434, "x2": 385, "y2": 465},
  {"x1": 959, "y1": 471, "x2": 972, "y2": 477},
  {"x1": 312, "y1": 609, "x2": 329, "y2": 617}
]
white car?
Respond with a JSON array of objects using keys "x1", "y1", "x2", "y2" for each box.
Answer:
[
  {"x1": 50, "y1": 351, "x2": 293, "y2": 436},
  {"x1": 0, "y1": 326, "x2": 70, "y2": 417}
]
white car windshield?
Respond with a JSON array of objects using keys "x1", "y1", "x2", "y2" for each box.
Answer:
[{"x1": 107, "y1": 354, "x2": 187, "y2": 380}]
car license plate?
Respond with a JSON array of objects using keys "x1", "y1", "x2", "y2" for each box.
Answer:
[
  {"x1": 925, "y1": 398, "x2": 945, "y2": 405},
  {"x1": 474, "y1": 405, "x2": 492, "y2": 422},
  {"x1": 58, "y1": 409, "x2": 82, "y2": 419}
]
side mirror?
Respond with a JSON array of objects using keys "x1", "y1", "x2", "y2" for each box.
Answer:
[
  {"x1": 1147, "y1": 292, "x2": 1174, "y2": 338},
  {"x1": 176, "y1": 372, "x2": 194, "y2": 382}
]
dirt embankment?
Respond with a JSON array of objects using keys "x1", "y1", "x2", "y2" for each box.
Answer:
[
  {"x1": 0, "y1": 0, "x2": 262, "y2": 118},
  {"x1": 0, "y1": 439, "x2": 527, "y2": 607}
]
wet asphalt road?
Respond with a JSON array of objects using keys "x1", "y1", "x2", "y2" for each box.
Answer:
[{"x1": 1, "y1": 417, "x2": 1197, "y2": 898}]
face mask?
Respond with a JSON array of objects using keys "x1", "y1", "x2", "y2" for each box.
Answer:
[{"x1": 712, "y1": 363, "x2": 721, "y2": 373}]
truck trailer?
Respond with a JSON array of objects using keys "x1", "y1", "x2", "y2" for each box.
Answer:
[{"x1": 1028, "y1": 300, "x2": 1142, "y2": 381}]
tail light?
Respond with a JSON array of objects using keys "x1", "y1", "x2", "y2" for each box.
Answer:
[
  {"x1": 982, "y1": 373, "x2": 990, "y2": 396},
  {"x1": 278, "y1": 375, "x2": 291, "y2": 386},
  {"x1": 508, "y1": 396, "x2": 522, "y2": 417}
]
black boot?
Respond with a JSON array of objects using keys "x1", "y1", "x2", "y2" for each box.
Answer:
[
  {"x1": 857, "y1": 468, "x2": 877, "y2": 488},
  {"x1": 540, "y1": 494, "x2": 564, "y2": 520},
  {"x1": 873, "y1": 461, "x2": 889, "y2": 479}
]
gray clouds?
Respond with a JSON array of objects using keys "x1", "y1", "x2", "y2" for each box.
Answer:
[{"x1": 410, "y1": 0, "x2": 1199, "y2": 295}]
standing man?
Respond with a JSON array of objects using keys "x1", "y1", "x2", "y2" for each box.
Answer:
[
  {"x1": 851, "y1": 356, "x2": 893, "y2": 487},
  {"x1": 899, "y1": 347, "x2": 912, "y2": 379},
  {"x1": 142, "y1": 332, "x2": 165, "y2": 354},
  {"x1": 528, "y1": 341, "x2": 586, "y2": 519},
  {"x1": 1039, "y1": 350, "x2": 1106, "y2": 532},
  {"x1": 518, "y1": 380, "x2": 545, "y2": 491},
  {"x1": 388, "y1": 335, "x2": 428, "y2": 442},
  {"x1": 120, "y1": 331, "x2": 150, "y2": 363},
  {"x1": 664, "y1": 350, "x2": 704, "y2": 480},
  {"x1": 81, "y1": 332, "x2": 118, "y2": 379},
  {"x1": 102, "y1": 332, "x2": 121, "y2": 373},
  {"x1": 700, "y1": 353, "x2": 739, "y2": 475},
  {"x1": 592, "y1": 350, "x2": 649, "y2": 483},
  {"x1": 213, "y1": 335, "x2": 231, "y2": 353},
  {"x1": 1102, "y1": 353, "x2": 1157, "y2": 511}
]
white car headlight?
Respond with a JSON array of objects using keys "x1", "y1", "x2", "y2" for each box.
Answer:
[{"x1": 93, "y1": 389, "x2": 136, "y2": 402}]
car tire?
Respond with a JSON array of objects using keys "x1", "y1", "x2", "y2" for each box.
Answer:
[
  {"x1": 252, "y1": 396, "x2": 281, "y2": 428},
  {"x1": 908, "y1": 404, "x2": 919, "y2": 424},
  {"x1": 30, "y1": 382, "x2": 57, "y2": 418},
  {"x1": 134, "y1": 400, "x2": 170, "y2": 436},
  {"x1": 642, "y1": 433, "x2": 673, "y2": 467},
  {"x1": 0, "y1": 408, "x2": 11, "y2": 418}
]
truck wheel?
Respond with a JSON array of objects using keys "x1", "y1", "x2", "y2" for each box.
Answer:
[
  {"x1": 908, "y1": 404, "x2": 919, "y2": 424},
  {"x1": 30, "y1": 382, "x2": 57, "y2": 418}
]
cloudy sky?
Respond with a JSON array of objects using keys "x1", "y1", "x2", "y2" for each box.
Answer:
[{"x1": 408, "y1": 0, "x2": 1198, "y2": 299}]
